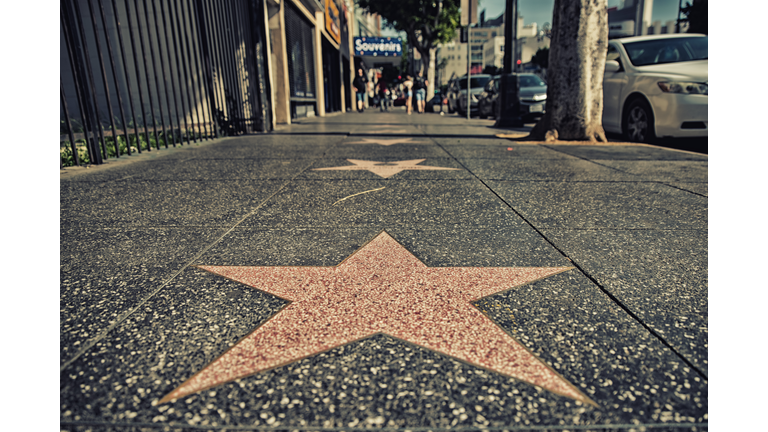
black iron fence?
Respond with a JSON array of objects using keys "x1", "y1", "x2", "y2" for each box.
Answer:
[{"x1": 60, "y1": 0, "x2": 271, "y2": 166}]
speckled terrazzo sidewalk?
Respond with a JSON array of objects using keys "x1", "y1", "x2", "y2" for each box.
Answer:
[{"x1": 60, "y1": 111, "x2": 708, "y2": 431}]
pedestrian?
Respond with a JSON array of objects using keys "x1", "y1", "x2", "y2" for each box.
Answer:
[
  {"x1": 353, "y1": 68, "x2": 367, "y2": 113},
  {"x1": 414, "y1": 70, "x2": 428, "y2": 113},
  {"x1": 367, "y1": 78, "x2": 375, "y2": 108},
  {"x1": 403, "y1": 75, "x2": 414, "y2": 115},
  {"x1": 378, "y1": 78, "x2": 389, "y2": 112}
]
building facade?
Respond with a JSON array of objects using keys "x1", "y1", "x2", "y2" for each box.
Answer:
[
  {"x1": 607, "y1": 0, "x2": 688, "y2": 38},
  {"x1": 436, "y1": 14, "x2": 548, "y2": 86},
  {"x1": 437, "y1": 24, "x2": 504, "y2": 86}
]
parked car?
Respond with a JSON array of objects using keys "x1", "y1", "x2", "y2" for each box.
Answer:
[
  {"x1": 454, "y1": 74, "x2": 493, "y2": 116},
  {"x1": 602, "y1": 33, "x2": 708, "y2": 142},
  {"x1": 477, "y1": 74, "x2": 547, "y2": 121}
]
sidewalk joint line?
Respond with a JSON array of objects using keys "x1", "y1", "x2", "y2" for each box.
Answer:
[
  {"x1": 434, "y1": 141, "x2": 708, "y2": 381},
  {"x1": 657, "y1": 181, "x2": 708, "y2": 198}
]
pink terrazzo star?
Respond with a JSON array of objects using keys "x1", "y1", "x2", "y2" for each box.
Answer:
[
  {"x1": 160, "y1": 232, "x2": 594, "y2": 406},
  {"x1": 312, "y1": 159, "x2": 459, "y2": 178}
]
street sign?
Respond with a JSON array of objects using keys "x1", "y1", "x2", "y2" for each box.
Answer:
[{"x1": 460, "y1": 0, "x2": 477, "y2": 26}]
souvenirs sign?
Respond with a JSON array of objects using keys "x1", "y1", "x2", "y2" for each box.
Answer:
[{"x1": 354, "y1": 37, "x2": 402, "y2": 57}]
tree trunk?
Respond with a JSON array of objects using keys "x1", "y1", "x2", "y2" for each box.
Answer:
[
  {"x1": 427, "y1": 47, "x2": 436, "y2": 103},
  {"x1": 528, "y1": 0, "x2": 609, "y2": 142},
  {"x1": 415, "y1": 43, "x2": 436, "y2": 106}
]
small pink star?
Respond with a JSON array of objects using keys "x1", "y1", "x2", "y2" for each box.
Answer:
[
  {"x1": 160, "y1": 232, "x2": 594, "y2": 406},
  {"x1": 312, "y1": 159, "x2": 460, "y2": 178},
  {"x1": 345, "y1": 137, "x2": 429, "y2": 146}
]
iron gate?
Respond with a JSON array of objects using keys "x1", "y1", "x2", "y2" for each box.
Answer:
[{"x1": 60, "y1": 0, "x2": 271, "y2": 166}]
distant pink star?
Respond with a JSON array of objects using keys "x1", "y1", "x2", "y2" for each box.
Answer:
[
  {"x1": 312, "y1": 159, "x2": 459, "y2": 178},
  {"x1": 345, "y1": 137, "x2": 428, "y2": 146},
  {"x1": 160, "y1": 232, "x2": 594, "y2": 406}
]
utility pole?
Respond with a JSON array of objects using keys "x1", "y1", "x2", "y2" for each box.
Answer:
[
  {"x1": 461, "y1": 0, "x2": 477, "y2": 120},
  {"x1": 466, "y1": 24, "x2": 471, "y2": 120},
  {"x1": 494, "y1": 0, "x2": 522, "y2": 128},
  {"x1": 507, "y1": 0, "x2": 516, "y2": 72}
]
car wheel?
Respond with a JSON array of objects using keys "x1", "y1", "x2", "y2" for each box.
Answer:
[{"x1": 622, "y1": 98, "x2": 656, "y2": 143}]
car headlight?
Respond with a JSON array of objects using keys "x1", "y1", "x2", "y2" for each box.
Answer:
[
  {"x1": 657, "y1": 81, "x2": 708, "y2": 95},
  {"x1": 532, "y1": 93, "x2": 546, "y2": 101}
]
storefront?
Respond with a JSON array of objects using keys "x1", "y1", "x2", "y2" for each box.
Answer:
[
  {"x1": 263, "y1": 0, "x2": 355, "y2": 123},
  {"x1": 321, "y1": 0, "x2": 342, "y2": 114},
  {"x1": 285, "y1": 1, "x2": 317, "y2": 118},
  {"x1": 338, "y1": 0, "x2": 352, "y2": 112}
]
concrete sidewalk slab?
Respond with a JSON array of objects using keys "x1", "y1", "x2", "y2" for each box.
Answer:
[
  {"x1": 541, "y1": 229, "x2": 708, "y2": 374},
  {"x1": 456, "y1": 158, "x2": 641, "y2": 181},
  {"x1": 61, "y1": 110, "x2": 707, "y2": 431},
  {"x1": 61, "y1": 180, "x2": 289, "y2": 227},
  {"x1": 544, "y1": 144, "x2": 708, "y2": 161},
  {"x1": 60, "y1": 226, "x2": 230, "y2": 364},
  {"x1": 436, "y1": 139, "x2": 578, "y2": 160},
  {"x1": 487, "y1": 181, "x2": 707, "y2": 230},
  {"x1": 237, "y1": 180, "x2": 526, "y2": 228}
]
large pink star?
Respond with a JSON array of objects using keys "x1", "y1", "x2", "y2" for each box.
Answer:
[{"x1": 160, "y1": 232, "x2": 594, "y2": 406}]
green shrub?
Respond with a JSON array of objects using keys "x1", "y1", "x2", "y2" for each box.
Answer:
[{"x1": 60, "y1": 124, "x2": 214, "y2": 167}]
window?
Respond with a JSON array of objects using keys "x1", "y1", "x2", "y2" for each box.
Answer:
[
  {"x1": 518, "y1": 75, "x2": 546, "y2": 87},
  {"x1": 458, "y1": 76, "x2": 492, "y2": 89},
  {"x1": 622, "y1": 36, "x2": 707, "y2": 66}
]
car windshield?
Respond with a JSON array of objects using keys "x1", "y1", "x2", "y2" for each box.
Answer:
[
  {"x1": 458, "y1": 76, "x2": 491, "y2": 90},
  {"x1": 519, "y1": 75, "x2": 546, "y2": 87},
  {"x1": 622, "y1": 36, "x2": 707, "y2": 66}
]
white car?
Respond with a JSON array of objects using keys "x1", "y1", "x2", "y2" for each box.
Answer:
[{"x1": 602, "y1": 34, "x2": 708, "y2": 142}]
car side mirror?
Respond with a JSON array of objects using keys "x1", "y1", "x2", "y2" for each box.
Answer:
[{"x1": 605, "y1": 60, "x2": 621, "y2": 73}]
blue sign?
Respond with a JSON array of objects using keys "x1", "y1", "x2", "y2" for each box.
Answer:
[{"x1": 354, "y1": 37, "x2": 402, "y2": 57}]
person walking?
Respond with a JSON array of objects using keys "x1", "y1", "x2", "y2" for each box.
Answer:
[
  {"x1": 403, "y1": 75, "x2": 414, "y2": 115},
  {"x1": 353, "y1": 68, "x2": 367, "y2": 113},
  {"x1": 414, "y1": 71, "x2": 428, "y2": 113},
  {"x1": 378, "y1": 78, "x2": 389, "y2": 112}
]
